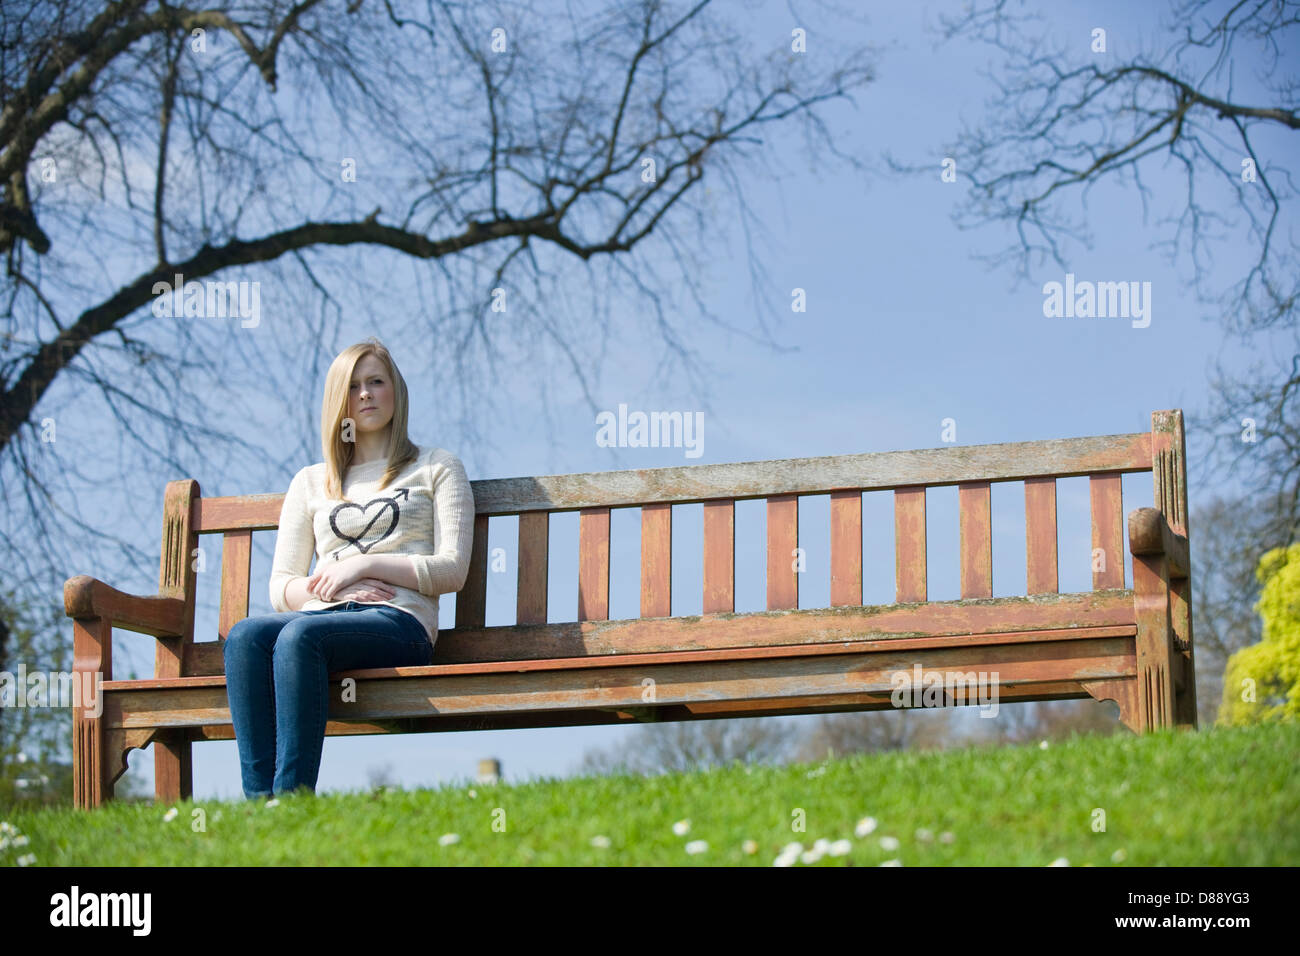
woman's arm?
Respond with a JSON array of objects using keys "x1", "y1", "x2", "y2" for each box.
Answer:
[
  {"x1": 408, "y1": 453, "x2": 477, "y2": 596},
  {"x1": 355, "y1": 554, "x2": 421, "y2": 591},
  {"x1": 281, "y1": 575, "x2": 317, "y2": 612},
  {"x1": 269, "y1": 469, "x2": 316, "y2": 612}
]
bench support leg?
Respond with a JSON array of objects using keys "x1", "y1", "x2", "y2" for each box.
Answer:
[
  {"x1": 1132, "y1": 550, "x2": 1178, "y2": 733},
  {"x1": 74, "y1": 710, "x2": 109, "y2": 809},
  {"x1": 73, "y1": 615, "x2": 111, "y2": 809},
  {"x1": 155, "y1": 734, "x2": 193, "y2": 803}
]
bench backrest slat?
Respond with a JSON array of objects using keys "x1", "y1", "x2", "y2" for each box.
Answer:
[
  {"x1": 641, "y1": 502, "x2": 672, "y2": 618},
  {"x1": 767, "y1": 494, "x2": 799, "y2": 610},
  {"x1": 466, "y1": 431, "x2": 1151, "y2": 515},
  {"x1": 959, "y1": 482, "x2": 993, "y2": 599},
  {"x1": 578, "y1": 507, "x2": 610, "y2": 621},
  {"x1": 517, "y1": 511, "x2": 549, "y2": 624},
  {"x1": 894, "y1": 486, "x2": 927, "y2": 603},
  {"x1": 830, "y1": 490, "x2": 862, "y2": 607},
  {"x1": 702, "y1": 500, "x2": 734, "y2": 613},
  {"x1": 1090, "y1": 474, "x2": 1126, "y2": 589},
  {"x1": 453, "y1": 514, "x2": 489, "y2": 630},
  {"x1": 218, "y1": 530, "x2": 252, "y2": 639},
  {"x1": 1025, "y1": 477, "x2": 1059, "y2": 594}
]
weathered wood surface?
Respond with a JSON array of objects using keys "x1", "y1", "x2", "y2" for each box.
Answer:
[
  {"x1": 767, "y1": 494, "x2": 799, "y2": 610},
  {"x1": 894, "y1": 486, "x2": 927, "y2": 603},
  {"x1": 133, "y1": 622, "x2": 1140, "y2": 690},
  {"x1": 641, "y1": 502, "x2": 672, "y2": 618},
  {"x1": 702, "y1": 499, "x2": 734, "y2": 613},
  {"x1": 180, "y1": 589, "x2": 1138, "y2": 675},
  {"x1": 517, "y1": 511, "x2": 549, "y2": 625},
  {"x1": 578, "y1": 507, "x2": 610, "y2": 621},
  {"x1": 1024, "y1": 477, "x2": 1058, "y2": 595},
  {"x1": 192, "y1": 431, "x2": 1155, "y2": 528},
  {"x1": 830, "y1": 490, "x2": 862, "y2": 607},
  {"x1": 64, "y1": 575, "x2": 186, "y2": 637},
  {"x1": 959, "y1": 482, "x2": 992, "y2": 599},
  {"x1": 1150, "y1": 410, "x2": 1197, "y2": 728},
  {"x1": 103, "y1": 634, "x2": 1136, "y2": 730},
  {"x1": 168, "y1": 677, "x2": 1102, "y2": 737},
  {"x1": 454, "y1": 514, "x2": 489, "y2": 629},
  {"x1": 218, "y1": 530, "x2": 251, "y2": 640},
  {"x1": 1090, "y1": 473, "x2": 1125, "y2": 589}
]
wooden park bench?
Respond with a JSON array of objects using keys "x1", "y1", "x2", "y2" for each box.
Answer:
[{"x1": 65, "y1": 409, "x2": 1196, "y2": 808}]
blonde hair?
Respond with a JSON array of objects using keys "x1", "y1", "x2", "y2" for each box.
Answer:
[{"x1": 319, "y1": 337, "x2": 419, "y2": 500}]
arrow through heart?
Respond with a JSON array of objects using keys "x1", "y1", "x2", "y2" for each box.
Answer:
[{"x1": 329, "y1": 487, "x2": 411, "y2": 558}]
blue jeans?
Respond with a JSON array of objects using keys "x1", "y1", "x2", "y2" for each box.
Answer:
[{"x1": 222, "y1": 601, "x2": 432, "y2": 798}]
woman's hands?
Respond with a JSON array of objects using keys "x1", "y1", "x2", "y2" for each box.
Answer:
[
  {"x1": 306, "y1": 557, "x2": 395, "y2": 603},
  {"x1": 333, "y1": 578, "x2": 397, "y2": 603}
]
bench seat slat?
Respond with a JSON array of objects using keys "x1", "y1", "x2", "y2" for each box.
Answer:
[
  {"x1": 103, "y1": 634, "x2": 1138, "y2": 728},
  {"x1": 140, "y1": 622, "x2": 1140, "y2": 690}
]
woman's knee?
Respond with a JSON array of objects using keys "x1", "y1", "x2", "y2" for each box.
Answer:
[
  {"x1": 270, "y1": 616, "x2": 325, "y2": 662},
  {"x1": 223, "y1": 613, "x2": 282, "y2": 658}
]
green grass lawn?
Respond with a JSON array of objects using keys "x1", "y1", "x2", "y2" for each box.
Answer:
[{"x1": 3, "y1": 721, "x2": 1297, "y2": 866}]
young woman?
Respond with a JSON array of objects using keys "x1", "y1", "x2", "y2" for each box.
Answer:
[{"x1": 223, "y1": 338, "x2": 476, "y2": 798}]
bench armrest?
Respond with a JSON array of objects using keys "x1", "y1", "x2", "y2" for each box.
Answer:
[
  {"x1": 63, "y1": 574, "x2": 188, "y2": 638},
  {"x1": 1127, "y1": 507, "x2": 1189, "y2": 579}
]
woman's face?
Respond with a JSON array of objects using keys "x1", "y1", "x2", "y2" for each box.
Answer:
[{"x1": 348, "y1": 354, "x2": 395, "y2": 434}]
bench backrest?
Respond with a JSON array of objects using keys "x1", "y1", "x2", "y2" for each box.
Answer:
[{"x1": 160, "y1": 410, "x2": 1188, "y2": 678}]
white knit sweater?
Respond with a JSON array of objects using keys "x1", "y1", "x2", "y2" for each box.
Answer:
[{"x1": 268, "y1": 445, "x2": 476, "y2": 644}]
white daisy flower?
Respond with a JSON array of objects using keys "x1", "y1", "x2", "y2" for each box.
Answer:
[
  {"x1": 879, "y1": 835, "x2": 900, "y2": 852},
  {"x1": 672, "y1": 819, "x2": 691, "y2": 836},
  {"x1": 855, "y1": 816, "x2": 878, "y2": 837},
  {"x1": 685, "y1": 840, "x2": 708, "y2": 855},
  {"x1": 439, "y1": 833, "x2": 460, "y2": 846}
]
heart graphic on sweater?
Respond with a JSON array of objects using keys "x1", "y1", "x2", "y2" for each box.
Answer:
[{"x1": 329, "y1": 488, "x2": 411, "y2": 557}]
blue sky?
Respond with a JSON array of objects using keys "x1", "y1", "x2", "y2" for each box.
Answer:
[{"x1": 84, "y1": 0, "x2": 1289, "y2": 799}]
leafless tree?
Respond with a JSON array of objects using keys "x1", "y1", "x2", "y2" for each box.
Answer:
[
  {"x1": 903, "y1": 0, "x2": 1299, "y2": 551},
  {"x1": 790, "y1": 707, "x2": 957, "y2": 762},
  {"x1": 0, "y1": 0, "x2": 876, "y2": 684},
  {"x1": 575, "y1": 714, "x2": 799, "y2": 776}
]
